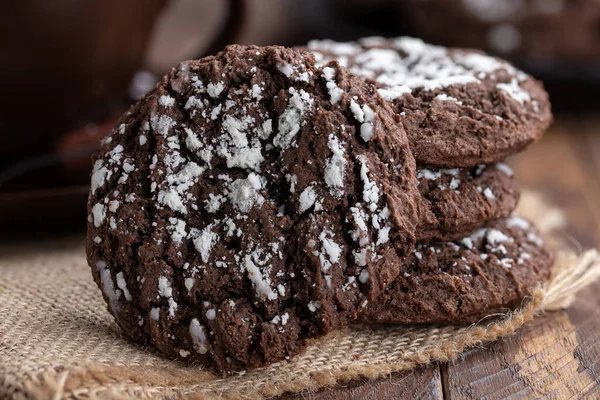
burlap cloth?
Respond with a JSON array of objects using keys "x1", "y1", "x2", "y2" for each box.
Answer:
[{"x1": 2, "y1": 191, "x2": 600, "y2": 400}]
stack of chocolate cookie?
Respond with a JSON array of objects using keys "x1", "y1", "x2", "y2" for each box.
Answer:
[
  {"x1": 86, "y1": 39, "x2": 553, "y2": 375},
  {"x1": 306, "y1": 36, "x2": 554, "y2": 325}
]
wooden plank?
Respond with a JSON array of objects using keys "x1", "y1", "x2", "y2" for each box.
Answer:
[
  {"x1": 282, "y1": 366, "x2": 443, "y2": 400},
  {"x1": 443, "y1": 306, "x2": 600, "y2": 399},
  {"x1": 565, "y1": 282, "x2": 600, "y2": 399}
]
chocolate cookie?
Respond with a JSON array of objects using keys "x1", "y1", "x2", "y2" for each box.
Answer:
[
  {"x1": 358, "y1": 216, "x2": 553, "y2": 325},
  {"x1": 395, "y1": 0, "x2": 600, "y2": 64},
  {"x1": 305, "y1": 37, "x2": 552, "y2": 167},
  {"x1": 416, "y1": 163, "x2": 519, "y2": 242},
  {"x1": 86, "y1": 45, "x2": 421, "y2": 373}
]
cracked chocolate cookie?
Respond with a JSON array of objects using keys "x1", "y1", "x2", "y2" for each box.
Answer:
[
  {"x1": 86, "y1": 45, "x2": 421, "y2": 373},
  {"x1": 416, "y1": 162, "x2": 519, "y2": 242},
  {"x1": 358, "y1": 216, "x2": 554, "y2": 325},
  {"x1": 305, "y1": 37, "x2": 552, "y2": 167}
]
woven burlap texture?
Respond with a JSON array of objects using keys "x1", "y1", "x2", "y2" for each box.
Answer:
[{"x1": 2, "y1": 190, "x2": 600, "y2": 400}]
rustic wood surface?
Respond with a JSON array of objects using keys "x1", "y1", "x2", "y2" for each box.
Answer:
[{"x1": 285, "y1": 118, "x2": 600, "y2": 399}]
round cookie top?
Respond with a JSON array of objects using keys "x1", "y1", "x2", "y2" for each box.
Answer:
[
  {"x1": 416, "y1": 162, "x2": 519, "y2": 241},
  {"x1": 358, "y1": 216, "x2": 554, "y2": 325},
  {"x1": 86, "y1": 45, "x2": 420, "y2": 373},
  {"x1": 306, "y1": 37, "x2": 552, "y2": 167}
]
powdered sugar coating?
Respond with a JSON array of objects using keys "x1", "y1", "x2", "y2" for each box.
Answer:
[
  {"x1": 308, "y1": 37, "x2": 531, "y2": 104},
  {"x1": 306, "y1": 36, "x2": 552, "y2": 167},
  {"x1": 359, "y1": 216, "x2": 554, "y2": 324},
  {"x1": 416, "y1": 163, "x2": 519, "y2": 241},
  {"x1": 86, "y1": 45, "x2": 420, "y2": 374}
]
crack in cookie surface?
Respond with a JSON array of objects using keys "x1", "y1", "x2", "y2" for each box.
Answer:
[
  {"x1": 86, "y1": 45, "x2": 420, "y2": 373},
  {"x1": 416, "y1": 162, "x2": 519, "y2": 241},
  {"x1": 358, "y1": 216, "x2": 553, "y2": 325},
  {"x1": 305, "y1": 36, "x2": 552, "y2": 167}
]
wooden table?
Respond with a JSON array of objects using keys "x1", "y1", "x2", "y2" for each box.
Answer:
[{"x1": 285, "y1": 118, "x2": 600, "y2": 399}]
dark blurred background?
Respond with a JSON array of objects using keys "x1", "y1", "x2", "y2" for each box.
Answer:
[{"x1": 2, "y1": 0, "x2": 599, "y2": 238}]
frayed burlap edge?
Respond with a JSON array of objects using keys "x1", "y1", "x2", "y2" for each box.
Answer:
[
  {"x1": 2, "y1": 191, "x2": 600, "y2": 400},
  {"x1": 6, "y1": 250, "x2": 600, "y2": 400}
]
